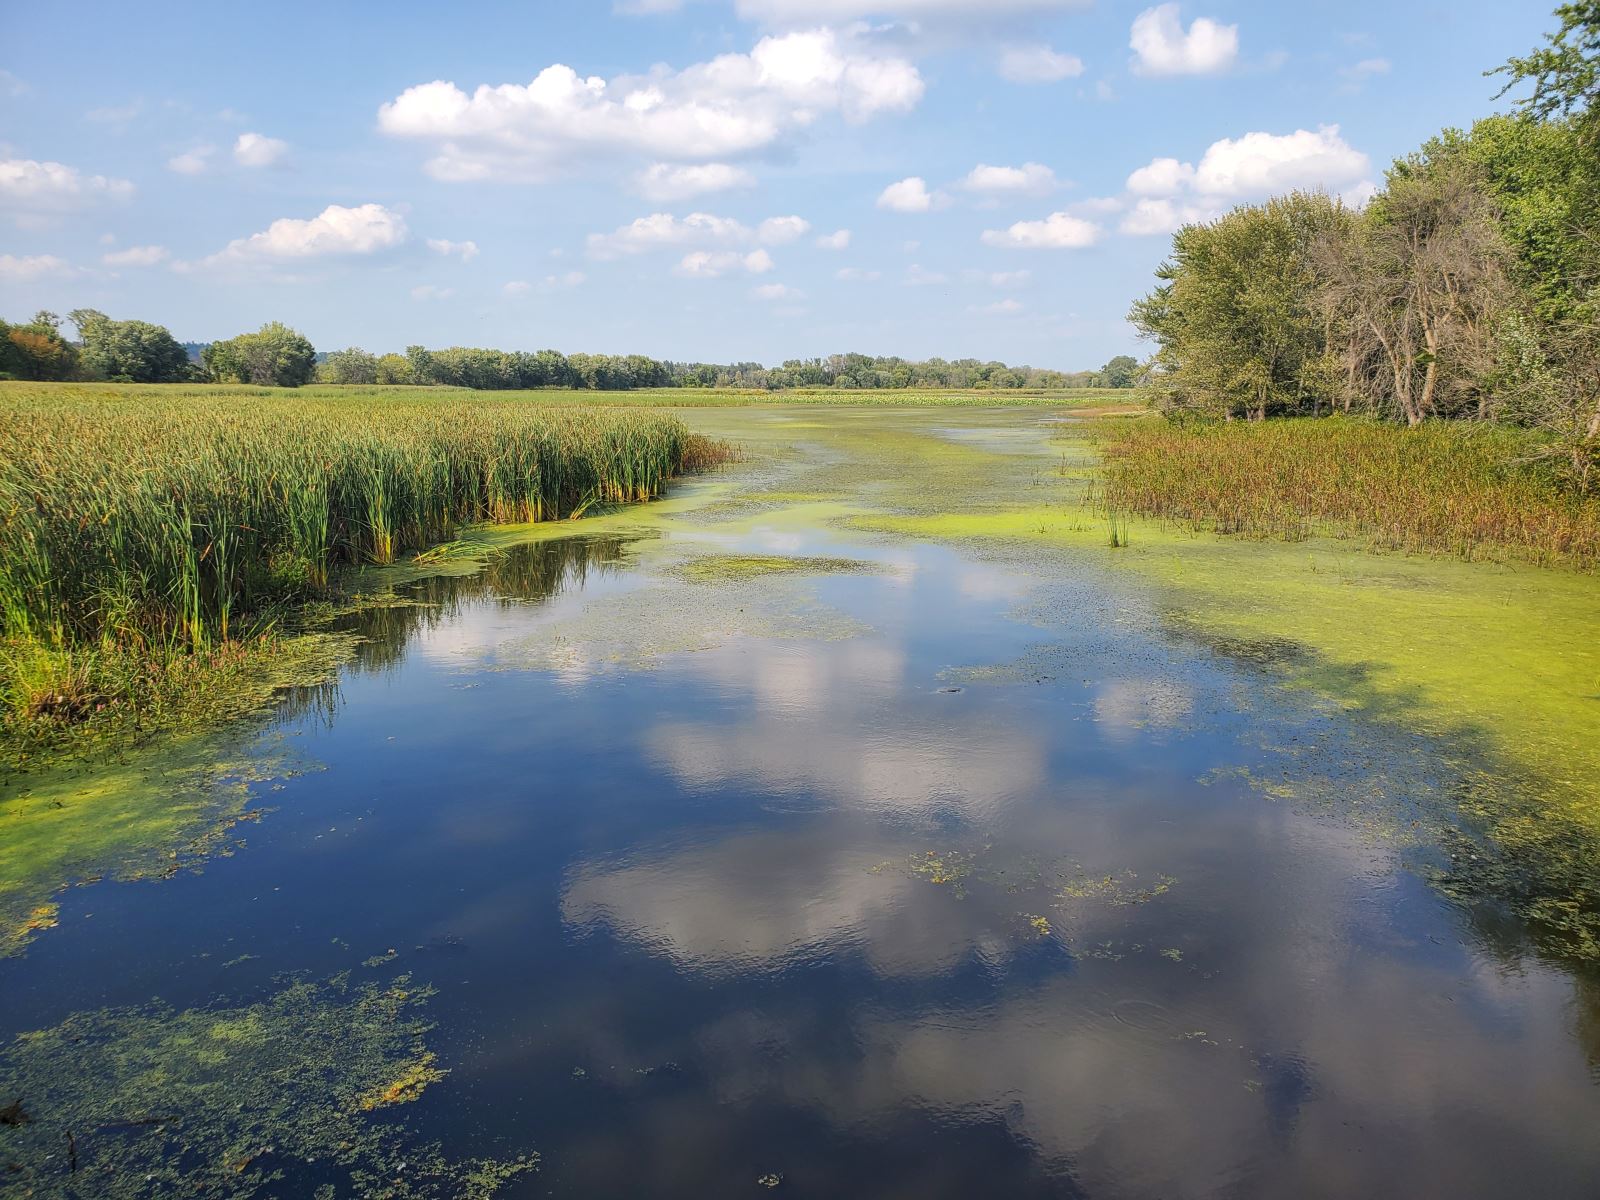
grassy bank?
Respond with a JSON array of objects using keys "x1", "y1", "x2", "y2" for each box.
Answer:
[
  {"x1": 1097, "y1": 416, "x2": 1600, "y2": 570},
  {"x1": 0, "y1": 383, "x2": 727, "y2": 760}
]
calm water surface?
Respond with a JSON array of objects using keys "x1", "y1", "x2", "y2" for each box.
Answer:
[{"x1": 4, "y1": 414, "x2": 1600, "y2": 1198}]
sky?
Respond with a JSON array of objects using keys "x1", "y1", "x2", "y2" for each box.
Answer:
[{"x1": 0, "y1": 0, "x2": 1556, "y2": 370}]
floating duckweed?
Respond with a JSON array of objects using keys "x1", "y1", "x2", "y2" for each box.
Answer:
[
  {"x1": 673, "y1": 554, "x2": 881, "y2": 583},
  {"x1": 1057, "y1": 871, "x2": 1177, "y2": 907},
  {"x1": 873, "y1": 849, "x2": 984, "y2": 899},
  {"x1": 0, "y1": 972, "x2": 536, "y2": 1198}
]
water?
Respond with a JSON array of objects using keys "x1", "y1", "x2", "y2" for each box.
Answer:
[{"x1": 4, "y1": 411, "x2": 1599, "y2": 1198}]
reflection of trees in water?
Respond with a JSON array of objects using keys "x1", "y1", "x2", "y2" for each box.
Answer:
[
  {"x1": 268, "y1": 535, "x2": 635, "y2": 728},
  {"x1": 349, "y1": 533, "x2": 635, "y2": 673}
]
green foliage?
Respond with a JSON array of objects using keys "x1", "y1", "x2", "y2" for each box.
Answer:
[
  {"x1": 0, "y1": 312, "x2": 78, "y2": 381},
  {"x1": 203, "y1": 322, "x2": 317, "y2": 387},
  {"x1": 1131, "y1": 192, "x2": 1352, "y2": 420},
  {"x1": 69, "y1": 309, "x2": 191, "y2": 383},
  {"x1": 319, "y1": 346, "x2": 379, "y2": 385},
  {"x1": 1096, "y1": 355, "x2": 1141, "y2": 389},
  {"x1": 1406, "y1": 115, "x2": 1599, "y2": 323},
  {"x1": 1495, "y1": 1, "x2": 1600, "y2": 128}
]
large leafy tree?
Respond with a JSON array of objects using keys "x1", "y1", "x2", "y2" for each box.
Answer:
[
  {"x1": 70, "y1": 309, "x2": 191, "y2": 383},
  {"x1": 320, "y1": 347, "x2": 379, "y2": 385},
  {"x1": 1130, "y1": 192, "x2": 1353, "y2": 421},
  {"x1": 0, "y1": 311, "x2": 78, "y2": 381},
  {"x1": 203, "y1": 322, "x2": 317, "y2": 388}
]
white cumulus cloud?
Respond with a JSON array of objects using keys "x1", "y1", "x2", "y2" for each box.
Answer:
[
  {"x1": 998, "y1": 45, "x2": 1084, "y2": 84},
  {"x1": 1118, "y1": 126, "x2": 1373, "y2": 234},
  {"x1": 102, "y1": 244, "x2": 169, "y2": 267},
  {"x1": 587, "y1": 211, "x2": 805, "y2": 259},
  {"x1": 0, "y1": 158, "x2": 134, "y2": 218},
  {"x1": 1130, "y1": 4, "x2": 1239, "y2": 76},
  {"x1": 1126, "y1": 156, "x2": 1195, "y2": 195},
  {"x1": 197, "y1": 203, "x2": 409, "y2": 266},
  {"x1": 752, "y1": 282, "x2": 804, "y2": 300},
  {"x1": 1118, "y1": 197, "x2": 1216, "y2": 235},
  {"x1": 815, "y1": 228, "x2": 851, "y2": 249},
  {"x1": 167, "y1": 146, "x2": 216, "y2": 175},
  {"x1": 963, "y1": 162, "x2": 1057, "y2": 196},
  {"x1": 410, "y1": 284, "x2": 454, "y2": 301},
  {"x1": 1192, "y1": 126, "x2": 1370, "y2": 195},
  {"x1": 981, "y1": 211, "x2": 1100, "y2": 249},
  {"x1": 0, "y1": 253, "x2": 79, "y2": 281},
  {"x1": 427, "y1": 237, "x2": 480, "y2": 260},
  {"x1": 637, "y1": 162, "x2": 756, "y2": 201},
  {"x1": 378, "y1": 29, "x2": 923, "y2": 181},
  {"x1": 233, "y1": 132, "x2": 289, "y2": 167},
  {"x1": 877, "y1": 176, "x2": 945, "y2": 212},
  {"x1": 677, "y1": 248, "x2": 774, "y2": 276},
  {"x1": 758, "y1": 215, "x2": 811, "y2": 244}
]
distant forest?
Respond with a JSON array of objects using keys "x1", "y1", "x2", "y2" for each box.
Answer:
[{"x1": 2, "y1": 312, "x2": 1137, "y2": 392}]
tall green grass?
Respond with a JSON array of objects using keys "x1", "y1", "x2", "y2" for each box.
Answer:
[
  {"x1": 1097, "y1": 416, "x2": 1600, "y2": 569},
  {"x1": 0, "y1": 385, "x2": 720, "y2": 669}
]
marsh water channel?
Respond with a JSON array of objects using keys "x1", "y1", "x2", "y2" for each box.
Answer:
[{"x1": 4, "y1": 408, "x2": 1600, "y2": 1198}]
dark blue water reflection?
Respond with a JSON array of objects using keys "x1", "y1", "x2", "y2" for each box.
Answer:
[{"x1": 5, "y1": 522, "x2": 1600, "y2": 1199}]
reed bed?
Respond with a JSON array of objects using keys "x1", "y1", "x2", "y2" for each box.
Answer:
[
  {"x1": 0, "y1": 386, "x2": 721, "y2": 668},
  {"x1": 1097, "y1": 417, "x2": 1600, "y2": 569}
]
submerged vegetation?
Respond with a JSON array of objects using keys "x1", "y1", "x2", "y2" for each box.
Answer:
[
  {"x1": 1097, "y1": 416, "x2": 1600, "y2": 568},
  {"x1": 0, "y1": 385, "x2": 729, "y2": 756},
  {"x1": 0, "y1": 971, "x2": 536, "y2": 1198}
]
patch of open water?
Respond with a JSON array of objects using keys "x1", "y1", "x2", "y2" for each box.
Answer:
[{"x1": 4, "y1": 504, "x2": 1599, "y2": 1197}]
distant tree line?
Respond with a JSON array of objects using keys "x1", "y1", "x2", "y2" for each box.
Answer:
[
  {"x1": 324, "y1": 347, "x2": 1137, "y2": 391},
  {"x1": 1132, "y1": 2, "x2": 1600, "y2": 490},
  {"x1": 0, "y1": 312, "x2": 318, "y2": 387},
  {"x1": 0, "y1": 311, "x2": 1138, "y2": 393}
]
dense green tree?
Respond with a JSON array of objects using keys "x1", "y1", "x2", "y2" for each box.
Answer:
[
  {"x1": 203, "y1": 322, "x2": 317, "y2": 387},
  {"x1": 0, "y1": 311, "x2": 78, "y2": 380},
  {"x1": 1098, "y1": 355, "x2": 1141, "y2": 388},
  {"x1": 374, "y1": 353, "x2": 411, "y2": 385},
  {"x1": 1404, "y1": 116, "x2": 1598, "y2": 323},
  {"x1": 70, "y1": 309, "x2": 191, "y2": 383},
  {"x1": 320, "y1": 347, "x2": 379, "y2": 385},
  {"x1": 1132, "y1": 192, "x2": 1353, "y2": 420}
]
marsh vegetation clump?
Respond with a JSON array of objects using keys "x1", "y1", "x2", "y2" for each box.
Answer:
[
  {"x1": 0, "y1": 387, "x2": 733, "y2": 745},
  {"x1": 1097, "y1": 417, "x2": 1600, "y2": 567},
  {"x1": 673, "y1": 553, "x2": 881, "y2": 583},
  {"x1": 0, "y1": 972, "x2": 537, "y2": 1198}
]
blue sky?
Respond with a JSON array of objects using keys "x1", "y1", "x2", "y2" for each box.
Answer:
[{"x1": 0, "y1": 0, "x2": 1554, "y2": 369}]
